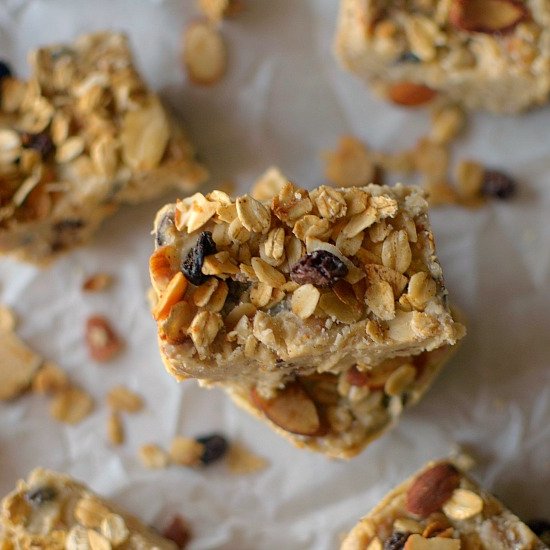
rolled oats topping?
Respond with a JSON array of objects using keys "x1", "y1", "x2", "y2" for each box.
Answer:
[
  {"x1": 151, "y1": 182, "x2": 464, "y2": 390},
  {"x1": 0, "y1": 31, "x2": 206, "y2": 264},
  {"x1": 0, "y1": 469, "x2": 178, "y2": 549},
  {"x1": 341, "y1": 461, "x2": 547, "y2": 550}
]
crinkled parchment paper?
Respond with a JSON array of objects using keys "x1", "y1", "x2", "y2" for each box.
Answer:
[{"x1": 0, "y1": 1, "x2": 549, "y2": 548}]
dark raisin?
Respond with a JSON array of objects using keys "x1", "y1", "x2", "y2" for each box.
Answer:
[
  {"x1": 21, "y1": 132, "x2": 55, "y2": 159},
  {"x1": 396, "y1": 52, "x2": 421, "y2": 64},
  {"x1": 181, "y1": 231, "x2": 217, "y2": 286},
  {"x1": 162, "y1": 515, "x2": 192, "y2": 548},
  {"x1": 384, "y1": 532, "x2": 410, "y2": 550},
  {"x1": 155, "y1": 210, "x2": 176, "y2": 247},
  {"x1": 0, "y1": 61, "x2": 12, "y2": 80},
  {"x1": 195, "y1": 433, "x2": 228, "y2": 465},
  {"x1": 53, "y1": 219, "x2": 84, "y2": 232},
  {"x1": 481, "y1": 170, "x2": 517, "y2": 200},
  {"x1": 290, "y1": 250, "x2": 348, "y2": 287},
  {"x1": 25, "y1": 486, "x2": 57, "y2": 506},
  {"x1": 527, "y1": 519, "x2": 550, "y2": 543}
]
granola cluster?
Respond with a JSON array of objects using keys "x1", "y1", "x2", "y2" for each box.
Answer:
[
  {"x1": 341, "y1": 461, "x2": 547, "y2": 550},
  {"x1": 0, "y1": 469, "x2": 178, "y2": 549},
  {"x1": 336, "y1": 0, "x2": 550, "y2": 113},
  {"x1": 151, "y1": 182, "x2": 463, "y2": 390},
  {"x1": 0, "y1": 31, "x2": 206, "y2": 263}
]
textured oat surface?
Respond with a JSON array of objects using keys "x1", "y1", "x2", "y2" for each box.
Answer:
[
  {"x1": 335, "y1": 0, "x2": 550, "y2": 113},
  {"x1": 151, "y1": 183, "x2": 464, "y2": 391},
  {"x1": 0, "y1": 468, "x2": 177, "y2": 549},
  {"x1": 341, "y1": 460, "x2": 547, "y2": 549},
  {"x1": 0, "y1": 31, "x2": 207, "y2": 264}
]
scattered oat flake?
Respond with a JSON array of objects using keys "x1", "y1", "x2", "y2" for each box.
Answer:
[
  {"x1": 83, "y1": 273, "x2": 113, "y2": 292},
  {"x1": 227, "y1": 442, "x2": 269, "y2": 474},
  {"x1": 183, "y1": 21, "x2": 227, "y2": 86},
  {"x1": 85, "y1": 315, "x2": 123, "y2": 362},
  {"x1": 139, "y1": 444, "x2": 169, "y2": 469},
  {"x1": 32, "y1": 361, "x2": 69, "y2": 395},
  {"x1": 106, "y1": 385, "x2": 144, "y2": 413},
  {"x1": 107, "y1": 411, "x2": 124, "y2": 446},
  {"x1": 50, "y1": 387, "x2": 94, "y2": 424}
]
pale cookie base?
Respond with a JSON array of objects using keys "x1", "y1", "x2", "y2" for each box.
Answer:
[
  {"x1": 341, "y1": 460, "x2": 546, "y2": 550},
  {"x1": 335, "y1": 0, "x2": 550, "y2": 113},
  {"x1": 207, "y1": 343, "x2": 457, "y2": 459},
  {"x1": 0, "y1": 469, "x2": 177, "y2": 549}
]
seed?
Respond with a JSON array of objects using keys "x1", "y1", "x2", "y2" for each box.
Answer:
[
  {"x1": 181, "y1": 231, "x2": 217, "y2": 286},
  {"x1": 290, "y1": 250, "x2": 348, "y2": 287},
  {"x1": 195, "y1": 433, "x2": 228, "y2": 465},
  {"x1": 25, "y1": 486, "x2": 57, "y2": 506},
  {"x1": 20, "y1": 131, "x2": 55, "y2": 159},
  {"x1": 481, "y1": 169, "x2": 517, "y2": 200}
]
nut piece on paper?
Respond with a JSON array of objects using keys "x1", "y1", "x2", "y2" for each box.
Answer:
[
  {"x1": 183, "y1": 22, "x2": 227, "y2": 85},
  {"x1": 341, "y1": 460, "x2": 547, "y2": 549}
]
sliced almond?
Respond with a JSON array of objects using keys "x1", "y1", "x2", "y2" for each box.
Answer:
[
  {"x1": 250, "y1": 382, "x2": 322, "y2": 436},
  {"x1": 183, "y1": 21, "x2": 227, "y2": 86},
  {"x1": 0, "y1": 331, "x2": 43, "y2": 400},
  {"x1": 388, "y1": 82, "x2": 437, "y2": 107},
  {"x1": 152, "y1": 272, "x2": 188, "y2": 321},
  {"x1": 449, "y1": 0, "x2": 529, "y2": 34}
]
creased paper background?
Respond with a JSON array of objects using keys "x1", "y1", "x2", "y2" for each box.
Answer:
[{"x1": 0, "y1": 1, "x2": 549, "y2": 548}]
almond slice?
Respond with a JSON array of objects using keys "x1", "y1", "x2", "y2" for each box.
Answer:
[
  {"x1": 250, "y1": 382, "x2": 322, "y2": 436},
  {"x1": 388, "y1": 82, "x2": 437, "y2": 107},
  {"x1": 449, "y1": 0, "x2": 529, "y2": 34},
  {"x1": 183, "y1": 21, "x2": 227, "y2": 86}
]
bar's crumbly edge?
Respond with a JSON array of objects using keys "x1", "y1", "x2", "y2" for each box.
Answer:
[
  {"x1": 0, "y1": 31, "x2": 207, "y2": 264},
  {"x1": 151, "y1": 182, "x2": 465, "y2": 391},
  {"x1": 340, "y1": 460, "x2": 546, "y2": 549}
]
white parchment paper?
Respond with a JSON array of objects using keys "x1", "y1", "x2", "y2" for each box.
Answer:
[{"x1": 0, "y1": 1, "x2": 549, "y2": 548}]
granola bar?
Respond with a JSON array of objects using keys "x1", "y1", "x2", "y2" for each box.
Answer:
[
  {"x1": 216, "y1": 344, "x2": 456, "y2": 459},
  {"x1": 0, "y1": 468, "x2": 177, "y2": 549},
  {"x1": 335, "y1": 0, "x2": 550, "y2": 113},
  {"x1": 0, "y1": 31, "x2": 207, "y2": 264},
  {"x1": 150, "y1": 182, "x2": 464, "y2": 391},
  {"x1": 341, "y1": 460, "x2": 547, "y2": 549}
]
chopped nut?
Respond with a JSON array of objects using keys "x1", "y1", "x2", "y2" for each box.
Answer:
[
  {"x1": 0, "y1": 331, "x2": 43, "y2": 400},
  {"x1": 107, "y1": 412, "x2": 124, "y2": 446},
  {"x1": 85, "y1": 316, "x2": 124, "y2": 362},
  {"x1": 430, "y1": 105, "x2": 465, "y2": 144},
  {"x1": 442, "y1": 488, "x2": 484, "y2": 520},
  {"x1": 227, "y1": 442, "x2": 269, "y2": 474},
  {"x1": 169, "y1": 436, "x2": 204, "y2": 467},
  {"x1": 139, "y1": 444, "x2": 169, "y2": 469},
  {"x1": 388, "y1": 82, "x2": 437, "y2": 107},
  {"x1": 106, "y1": 386, "x2": 144, "y2": 413},
  {"x1": 83, "y1": 273, "x2": 113, "y2": 292},
  {"x1": 152, "y1": 272, "x2": 188, "y2": 321},
  {"x1": 50, "y1": 387, "x2": 94, "y2": 425},
  {"x1": 149, "y1": 245, "x2": 179, "y2": 292},
  {"x1": 291, "y1": 284, "x2": 321, "y2": 319},
  {"x1": 183, "y1": 21, "x2": 227, "y2": 86},
  {"x1": 32, "y1": 362, "x2": 69, "y2": 394}
]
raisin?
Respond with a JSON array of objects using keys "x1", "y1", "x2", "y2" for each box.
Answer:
[
  {"x1": 384, "y1": 531, "x2": 410, "y2": 550},
  {"x1": 396, "y1": 52, "x2": 421, "y2": 64},
  {"x1": 384, "y1": 532, "x2": 410, "y2": 550},
  {"x1": 162, "y1": 515, "x2": 192, "y2": 548},
  {"x1": 0, "y1": 61, "x2": 12, "y2": 80},
  {"x1": 481, "y1": 170, "x2": 517, "y2": 200},
  {"x1": 195, "y1": 433, "x2": 228, "y2": 465},
  {"x1": 181, "y1": 231, "x2": 217, "y2": 286},
  {"x1": 53, "y1": 219, "x2": 84, "y2": 232},
  {"x1": 21, "y1": 132, "x2": 55, "y2": 159},
  {"x1": 25, "y1": 486, "x2": 57, "y2": 506},
  {"x1": 290, "y1": 250, "x2": 348, "y2": 287},
  {"x1": 527, "y1": 519, "x2": 550, "y2": 544}
]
